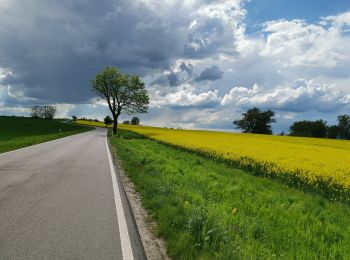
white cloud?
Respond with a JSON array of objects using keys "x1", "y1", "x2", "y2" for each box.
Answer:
[
  {"x1": 221, "y1": 79, "x2": 350, "y2": 112},
  {"x1": 260, "y1": 19, "x2": 344, "y2": 68},
  {"x1": 322, "y1": 11, "x2": 350, "y2": 28},
  {"x1": 151, "y1": 85, "x2": 220, "y2": 108}
]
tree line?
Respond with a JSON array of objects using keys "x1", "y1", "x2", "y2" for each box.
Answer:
[{"x1": 234, "y1": 107, "x2": 350, "y2": 139}]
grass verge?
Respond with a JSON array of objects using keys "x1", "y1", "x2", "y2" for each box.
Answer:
[
  {"x1": 0, "y1": 116, "x2": 93, "y2": 153},
  {"x1": 110, "y1": 129, "x2": 350, "y2": 259}
]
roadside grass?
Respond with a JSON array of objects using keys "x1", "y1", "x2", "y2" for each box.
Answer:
[
  {"x1": 110, "y1": 129, "x2": 350, "y2": 259},
  {"x1": 0, "y1": 116, "x2": 93, "y2": 153}
]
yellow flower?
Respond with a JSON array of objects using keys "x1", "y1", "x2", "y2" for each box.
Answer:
[{"x1": 232, "y1": 207, "x2": 237, "y2": 215}]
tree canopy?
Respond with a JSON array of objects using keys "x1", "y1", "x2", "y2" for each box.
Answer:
[
  {"x1": 289, "y1": 120, "x2": 327, "y2": 138},
  {"x1": 91, "y1": 67, "x2": 149, "y2": 133},
  {"x1": 104, "y1": 115, "x2": 113, "y2": 128},
  {"x1": 233, "y1": 107, "x2": 276, "y2": 134},
  {"x1": 31, "y1": 105, "x2": 57, "y2": 120},
  {"x1": 131, "y1": 117, "x2": 140, "y2": 125}
]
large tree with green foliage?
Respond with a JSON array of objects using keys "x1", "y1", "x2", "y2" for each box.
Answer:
[
  {"x1": 131, "y1": 116, "x2": 140, "y2": 125},
  {"x1": 91, "y1": 67, "x2": 149, "y2": 134},
  {"x1": 289, "y1": 120, "x2": 327, "y2": 138},
  {"x1": 233, "y1": 107, "x2": 276, "y2": 134}
]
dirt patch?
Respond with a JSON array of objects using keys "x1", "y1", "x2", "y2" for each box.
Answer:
[{"x1": 112, "y1": 147, "x2": 170, "y2": 260}]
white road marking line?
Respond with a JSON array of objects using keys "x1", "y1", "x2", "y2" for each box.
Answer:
[{"x1": 106, "y1": 138, "x2": 134, "y2": 260}]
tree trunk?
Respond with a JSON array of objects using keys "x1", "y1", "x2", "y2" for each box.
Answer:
[{"x1": 113, "y1": 117, "x2": 118, "y2": 134}]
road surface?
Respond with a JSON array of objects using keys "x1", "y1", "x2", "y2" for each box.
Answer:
[{"x1": 0, "y1": 128, "x2": 145, "y2": 260}]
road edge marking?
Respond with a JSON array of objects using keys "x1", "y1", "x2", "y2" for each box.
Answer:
[{"x1": 106, "y1": 138, "x2": 134, "y2": 260}]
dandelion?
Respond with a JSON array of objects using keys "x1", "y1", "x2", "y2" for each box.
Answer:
[{"x1": 232, "y1": 207, "x2": 237, "y2": 215}]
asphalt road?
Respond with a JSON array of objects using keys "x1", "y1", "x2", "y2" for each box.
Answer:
[{"x1": 0, "y1": 128, "x2": 145, "y2": 260}]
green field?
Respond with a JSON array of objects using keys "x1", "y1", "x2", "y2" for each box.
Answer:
[
  {"x1": 0, "y1": 116, "x2": 92, "y2": 153},
  {"x1": 110, "y1": 129, "x2": 350, "y2": 259}
]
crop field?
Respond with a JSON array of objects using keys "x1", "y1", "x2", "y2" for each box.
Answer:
[
  {"x1": 116, "y1": 125, "x2": 350, "y2": 200},
  {"x1": 0, "y1": 116, "x2": 92, "y2": 153}
]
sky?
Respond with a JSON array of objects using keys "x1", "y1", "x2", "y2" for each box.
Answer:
[{"x1": 0, "y1": 0, "x2": 350, "y2": 133}]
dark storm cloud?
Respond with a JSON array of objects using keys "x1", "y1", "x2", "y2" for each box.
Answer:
[
  {"x1": 150, "y1": 62, "x2": 194, "y2": 87},
  {"x1": 195, "y1": 65, "x2": 224, "y2": 81},
  {"x1": 0, "y1": 0, "x2": 190, "y2": 105}
]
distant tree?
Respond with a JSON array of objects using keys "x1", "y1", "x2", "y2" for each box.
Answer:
[
  {"x1": 337, "y1": 114, "x2": 350, "y2": 139},
  {"x1": 72, "y1": 116, "x2": 78, "y2": 121},
  {"x1": 91, "y1": 66, "x2": 149, "y2": 134},
  {"x1": 123, "y1": 120, "x2": 130, "y2": 125},
  {"x1": 233, "y1": 107, "x2": 276, "y2": 134},
  {"x1": 289, "y1": 120, "x2": 327, "y2": 138},
  {"x1": 131, "y1": 117, "x2": 140, "y2": 125},
  {"x1": 327, "y1": 125, "x2": 339, "y2": 139},
  {"x1": 104, "y1": 116, "x2": 113, "y2": 128},
  {"x1": 279, "y1": 131, "x2": 285, "y2": 136},
  {"x1": 42, "y1": 105, "x2": 57, "y2": 119},
  {"x1": 30, "y1": 105, "x2": 56, "y2": 119},
  {"x1": 31, "y1": 106, "x2": 41, "y2": 118}
]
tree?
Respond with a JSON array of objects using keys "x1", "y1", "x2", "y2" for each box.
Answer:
[
  {"x1": 337, "y1": 115, "x2": 350, "y2": 139},
  {"x1": 72, "y1": 115, "x2": 78, "y2": 121},
  {"x1": 289, "y1": 120, "x2": 327, "y2": 138},
  {"x1": 131, "y1": 117, "x2": 140, "y2": 125},
  {"x1": 123, "y1": 120, "x2": 130, "y2": 125},
  {"x1": 30, "y1": 105, "x2": 56, "y2": 119},
  {"x1": 91, "y1": 67, "x2": 149, "y2": 134},
  {"x1": 42, "y1": 105, "x2": 57, "y2": 119},
  {"x1": 233, "y1": 107, "x2": 276, "y2": 134},
  {"x1": 104, "y1": 115, "x2": 113, "y2": 128},
  {"x1": 31, "y1": 106, "x2": 41, "y2": 118},
  {"x1": 327, "y1": 125, "x2": 339, "y2": 139}
]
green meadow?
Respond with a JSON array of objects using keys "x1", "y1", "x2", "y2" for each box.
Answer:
[{"x1": 0, "y1": 116, "x2": 92, "y2": 153}]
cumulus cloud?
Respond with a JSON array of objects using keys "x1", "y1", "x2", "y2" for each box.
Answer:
[
  {"x1": 151, "y1": 85, "x2": 220, "y2": 108},
  {"x1": 184, "y1": 0, "x2": 246, "y2": 58},
  {"x1": 221, "y1": 79, "x2": 350, "y2": 112},
  {"x1": 259, "y1": 19, "x2": 344, "y2": 68}
]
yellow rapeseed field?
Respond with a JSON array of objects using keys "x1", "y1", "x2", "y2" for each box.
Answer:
[
  {"x1": 77, "y1": 120, "x2": 350, "y2": 196},
  {"x1": 120, "y1": 125, "x2": 350, "y2": 195}
]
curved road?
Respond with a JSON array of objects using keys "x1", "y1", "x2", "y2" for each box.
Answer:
[{"x1": 0, "y1": 128, "x2": 145, "y2": 260}]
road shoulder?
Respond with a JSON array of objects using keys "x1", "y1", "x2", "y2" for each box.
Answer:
[{"x1": 108, "y1": 138, "x2": 169, "y2": 260}]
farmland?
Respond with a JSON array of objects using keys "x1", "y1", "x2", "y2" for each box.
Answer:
[
  {"x1": 109, "y1": 129, "x2": 350, "y2": 259},
  {"x1": 0, "y1": 116, "x2": 92, "y2": 153},
  {"x1": 118, "y1": 125, "x2": 350, "y2": 200}
]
